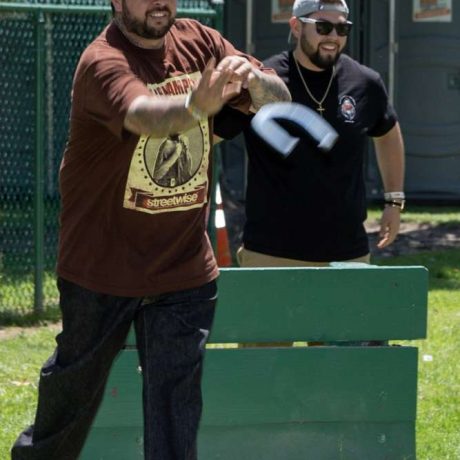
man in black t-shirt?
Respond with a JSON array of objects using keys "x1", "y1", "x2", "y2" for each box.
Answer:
[{"x1": 215, "y1": 0, "x2": 406, "y2": 267}]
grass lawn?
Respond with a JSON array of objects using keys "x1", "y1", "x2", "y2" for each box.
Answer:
[
  {"x1": 378, "y1": 250, "x2": 460, "y2": 460},
  {"x1": 0, "y1": 206, "x2": 459, "y2": 458},
  {"x1": 367, "y1": 205, "x2": 460, "y2": 225},
  {"x1": 0, "y1": 325, "x2": 60, "y2": 454}
]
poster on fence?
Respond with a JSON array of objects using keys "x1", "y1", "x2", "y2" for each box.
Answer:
[
  {"x1": 413, "y1": 0, "x2": 452, "y2": 22},
  {"x1": 272, "y1": 0, "x2": 294, "y2": 23}
]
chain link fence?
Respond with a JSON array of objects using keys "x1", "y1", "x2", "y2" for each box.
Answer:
[{"x1": 0, "y1": 0, "x2": 224, "y2": 321}]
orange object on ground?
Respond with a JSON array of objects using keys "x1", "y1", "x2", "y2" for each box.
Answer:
[{"x1": 215, "y1": 184, "x2": 232, "y2": 267}]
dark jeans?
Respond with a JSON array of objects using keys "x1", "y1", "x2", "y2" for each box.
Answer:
[{"x1": 11, "y1": 277, "x2": 217, "y2": 460}]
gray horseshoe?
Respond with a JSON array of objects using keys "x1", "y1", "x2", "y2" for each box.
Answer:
[{"x1": 251, "y1": 102, "x2": 339, "y2": 157}]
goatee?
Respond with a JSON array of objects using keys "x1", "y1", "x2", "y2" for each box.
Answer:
[
  {"x1": 121, "y1": 4, "x2": 175, "y2": 40},
  {"x1": 300, "y1": 37, "x2": 341, "y2": 70}
]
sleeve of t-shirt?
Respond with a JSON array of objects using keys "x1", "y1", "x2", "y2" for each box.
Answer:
[
  {"x1": 76, "y1": 49, "x2": 151, "y2": 140},
  {"x1": 213, "y1": 105, "x2": 252, "y2": 140},
  {"x1": 367, "y1": 75, "x2": 398, "y2": 137}
]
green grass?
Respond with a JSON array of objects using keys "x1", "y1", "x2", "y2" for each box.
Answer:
[
  {"x1": 0, "y1": 326, "x2": 59, "y2": 454},
  {"x1": 0, "y1": 201, "x2": 59, "y2": 324},
  {"x1": 368, "y1": 204, "x2": 460, "y2": 225},
  {"x1": 0, "y1": 270, "x2": 60, "y2": 325},
  {"x1": 375, "y1": 249, "x2": 460, "y2": 460}
]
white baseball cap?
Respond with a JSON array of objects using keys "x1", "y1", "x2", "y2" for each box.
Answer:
[{"x1": 293, "y1": 0, "x2": 349, "y2": 18}]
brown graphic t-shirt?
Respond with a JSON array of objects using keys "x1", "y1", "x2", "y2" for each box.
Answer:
[{"x1": 57, "y1": 19, "x2": 268, "y2": 296}]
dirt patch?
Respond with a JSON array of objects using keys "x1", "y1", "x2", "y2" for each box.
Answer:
[{"x1": 366, "y1": 221, "x2": 460, "y2": 258}]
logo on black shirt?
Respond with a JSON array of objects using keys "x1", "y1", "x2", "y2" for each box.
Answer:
[{"x1": 339, "y1": 95, "x2": 356, "y2": 123}]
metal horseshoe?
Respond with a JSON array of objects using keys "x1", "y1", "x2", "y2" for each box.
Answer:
[{"x1": 251, "y1": 102, "x2": 339, "y2": 157}]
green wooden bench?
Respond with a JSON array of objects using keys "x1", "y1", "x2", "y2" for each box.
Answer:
[{"x1": 81, "y1": 265, "x2": 428, "y2": 459}]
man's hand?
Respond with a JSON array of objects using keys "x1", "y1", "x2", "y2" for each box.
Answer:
[
  {"x1": 377, "y1": 206, "x2": 401, "y2": 249},
  {"x1": 190, "y1": 57, "x2": 243, "y2": 117},
  {"x1": 215, "y1": 55, "x2": 258, "y2": 89}
]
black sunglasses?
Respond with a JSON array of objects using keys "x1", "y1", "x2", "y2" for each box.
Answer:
[{"x1": 298, "y1": 17, "x2": 353, "y2": 37}]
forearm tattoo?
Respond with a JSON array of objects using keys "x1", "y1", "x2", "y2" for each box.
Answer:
[{"x1": 249, "y1": 73, "x2": 291, "y2": 110}]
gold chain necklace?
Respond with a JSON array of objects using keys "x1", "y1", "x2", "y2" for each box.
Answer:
[{"x1": 293, "y1": 58, "x2": 335, "y2": 116}]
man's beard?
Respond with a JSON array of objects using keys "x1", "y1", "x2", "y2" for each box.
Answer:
[
  {"x1": 121, "y1": 3, "x2": 175, "y2": 40},
  {"x1": 300, "y1": 36, "x2": 342, "y2": 69}
]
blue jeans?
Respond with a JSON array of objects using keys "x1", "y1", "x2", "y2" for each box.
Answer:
[{"x1": 11, "y1": 277, "x2": 217, "y2": 460}]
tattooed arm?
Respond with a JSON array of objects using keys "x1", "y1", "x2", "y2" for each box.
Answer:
[
  {"x1": 215, "y1": 56, "x2": 291, "y2": 112},
  {"x1": 247, "y1": 69, "x2": 291, "y2": 111},
  {"x1": 124, "y1": 58, "x2": 240, "y2": 138}
]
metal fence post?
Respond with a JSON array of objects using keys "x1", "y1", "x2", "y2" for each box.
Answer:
[
  {"x1": 212, "y1": 0, "x2": 224, "y2": 34},
  {"x1": 34, "y1": 9, "x2": 46, "y2": 313}
]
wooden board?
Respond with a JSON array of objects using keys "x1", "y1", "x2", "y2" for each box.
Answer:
[
  {"x1": 125, "y1": 266, "x2": 428, "y2": 345},
  {"x1": 82, "y1": 422, "x2": 415, "y2": 460},
  {"x1": 84, "y1": 265, "x2": 426, "y2": 459},
  {"x1": 89, "y1": 347, "x2": 418, "y2": 428}
]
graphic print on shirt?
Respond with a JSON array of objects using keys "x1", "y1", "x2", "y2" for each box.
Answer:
[
  {"x1": 339, "y1": 95, "x2": 357, "y2": 123},
  {"x1": 124, "y1": 72, "x2": 210, "y2": 215}
]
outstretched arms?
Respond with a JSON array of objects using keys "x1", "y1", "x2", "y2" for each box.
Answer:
[
  {"x1": 124, "y1": 58, "x2": 240, "y2": 138},
  {"x1": 124, "y1": 56, "x2": 290, "y2": 139}
]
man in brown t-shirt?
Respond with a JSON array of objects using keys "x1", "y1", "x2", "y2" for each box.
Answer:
[{"x1": 11, "y1": 1, "x2": 290, "y2": 459}]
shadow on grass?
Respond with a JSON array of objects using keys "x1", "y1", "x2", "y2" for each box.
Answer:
[
  {"x1": 368, "y1": 222, "x2": 460, "y2": 258},
  {"x1": 373, "y1": 248, "x2": 460, "y2": 292},
  {"x1": 0, "y1": 304, "x2": 61, "y2": 327}
]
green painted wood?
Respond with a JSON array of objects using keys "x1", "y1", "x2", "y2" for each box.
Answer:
[
  {"x1": 90, "y1": 347, "x2": 417, "y2": 428},
  {"x1": 81, "y1": 428, "x2": 143, "y2": 459},
  {"x1": 82, "y1": 422, "x2": 415, "y2": 460},
  {"x1": 211, "y1": 267, "x2": 428, "y2": 343},
  {"x1": 126, "y1": 329, "x2": 136, "y2": 347},
  {"x1": 91, "y1": 351, "x2": 142, "y2": 428},
  {"x1": 198, "y1": 422, "x2": 415, "y2": 460},
  {"x1": 125, "y1": 266, "x2": 428, "y2": 345},
  {"x1": 203, "y1": 347, "x2": 418, "y2": 425},
  {"x1": 86, "y1": 266, "x2": 427, "y2": 458}
]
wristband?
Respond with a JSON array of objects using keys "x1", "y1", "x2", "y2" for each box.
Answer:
[
  {"x1": 185, "y1": 92, "x2": 207, "y2": 121},
  {"x1": 384, "y1": 191, "x2": 405, "y2": 201}
]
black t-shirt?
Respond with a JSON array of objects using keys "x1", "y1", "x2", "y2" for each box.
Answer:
[{"x1": 214, "y1": 52, "x2": 397, "y2": 262}]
